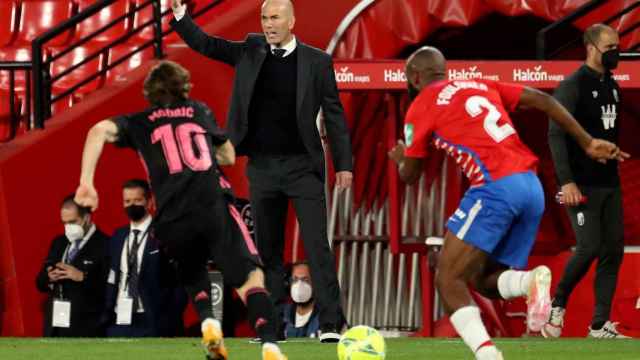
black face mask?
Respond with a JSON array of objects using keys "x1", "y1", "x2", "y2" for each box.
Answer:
[
  {"x1": 601, "y1": 48, "x2": 620, "y2": 71},
  {"x1": 407, "y1": 83, "x2": 420, "y2": 102},
  {"x1": 125, "y1": 205, "x2": 147, "y2": 222}
]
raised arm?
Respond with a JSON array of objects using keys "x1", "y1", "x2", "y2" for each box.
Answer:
[
  {"x1": 170, "y1": 0, "x2": 246, "y2": 66},
  {"x1": 517, "y1": 87, "x2": 627, "y2": 163},
  {"x1": 547, "y1": 81, "x2": 578, "y2": 187},
  {"x1": 75, "y1": 120, "x2": 119, "y2": 211}
]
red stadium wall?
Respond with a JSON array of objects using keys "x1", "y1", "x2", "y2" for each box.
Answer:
[{"x1": 0, "y1": 0, "x2": 362, "y2": 336}]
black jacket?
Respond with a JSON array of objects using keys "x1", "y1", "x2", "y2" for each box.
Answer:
[
  {"x1": 104, "y1": 226, "x2": 178, "y2": 336},
  {"x1": 548, "y1": 65, "x2": 621, "y2": 188},
  {"x1": 171, "y1": 14, "x2": 352, "y2": 177},
  {"x1": 36, "y1": 228, "x2": 109, "y2": 337}
]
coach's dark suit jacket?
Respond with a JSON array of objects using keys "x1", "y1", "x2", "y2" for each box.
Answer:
[
  {"x1": 36, "y1": 229, "x2": 109, "y2": 337},
  {"x1": 103, "y1": 226, "x2": 179, "y2": 336},
  {"x1": 171, "y1": 14, "x2": 353, "y2": 177}
]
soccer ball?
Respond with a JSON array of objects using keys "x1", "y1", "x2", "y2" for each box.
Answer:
[{"x1": 337, "y1": 325, "x2": 386, "y2": 360}]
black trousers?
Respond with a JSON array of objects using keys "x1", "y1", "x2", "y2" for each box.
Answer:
[
  {"x1": 106, "y1": 313, "x2": 156, "y2": 337},
  {"x1": 247, "y1": 153, "x2": 342, "y2": 330},
  {"x1": 553, "y1": 186, "x2": 624, "y2": 326}
]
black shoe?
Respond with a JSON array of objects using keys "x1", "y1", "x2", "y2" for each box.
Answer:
[
  {"x1": 319, "y1": 330, "x2": 340, "y2": 343},
  {"x1": 249, "y1": 337, "x2": 287, "y2": 344}
]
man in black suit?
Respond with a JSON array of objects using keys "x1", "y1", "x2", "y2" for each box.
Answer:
[
  {"x1": 171, "y1": 0, "x2": 353, "y2": 342},
  {"x1": 104, "y1": 179, "x2": 186, "y2": 337},
  {"x1": 36, "y1": 195, "x2": 109, "y2": 337}
]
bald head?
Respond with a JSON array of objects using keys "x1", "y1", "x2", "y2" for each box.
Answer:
[
  {"x1": 583, "y1": 23, "x2": 620, "y2": 72},
  {"x1": 262, "y1": 0, "x2": 294, "y2": 16},
  {"x1": 406, "y1": 46, "x2": 447, "y2": 95},
  {"x1": 261, "y1": 0, "x2": 296, "y2": 46}
]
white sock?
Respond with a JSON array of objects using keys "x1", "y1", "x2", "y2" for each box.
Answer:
[
  {"x1": 201, "y1": 318, "x2": 221, "y2": 332},
  {"x1": 497, "y1": 270, "x2": 531, "y2": 299},
  {"x1": 262, "y1": 342, "x2": 280, "y2": 353},
  {"x1": 450, "y1": 306, "x2": 494, "y2": 354}
]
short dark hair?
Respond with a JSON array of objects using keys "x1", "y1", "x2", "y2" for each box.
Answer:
[
  {"x1": 291, "y1": 260, "x2": 310, "y2": 272},
  {"x1": 583, "y1": 23, "x2": 615, "y2": 47},
  {"x1": 143, "y1": 60, "x2": 192, "y2": 107},
  {"x1": 61, "y1": 194, "x2": 91, "y2": 217},
  {"x1": 122, "y1": 179, "x2": 151, "y2": 199}
]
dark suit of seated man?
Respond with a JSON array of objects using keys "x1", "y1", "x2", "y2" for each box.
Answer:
[
  {"x1": 104, "y1": 179, "x2": 185, "y2": 337},
  {"x1": 36, "y1": 194, "x2": 109, "y2": 337}
]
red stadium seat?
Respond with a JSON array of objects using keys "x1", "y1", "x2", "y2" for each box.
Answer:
[
  {"x1": 0, "y1": 91, "x2": 23, "y2": 142},
  {"x1": 76, "y1": 0, "x2": 132, "y2": 43},
  {"x1": 0, "y1": 48, "x2": 32, "y2": 94},
  {"x1": 48, "y1": 46, "x2": 105, "y2": 97},
  {"x1": 0, "y1": 47, "x2": 31, "y2": 63},
  {"x1": 0, "y1": 1, "x2": 19, "y2": 47},
  {"x1": 106, "y1": 44, "x2": 155, "y2": 82},
  {"x1": 50, "y1": 92, "x2": 76, "y2": 116},
  {"x1": 17, "y1": 0, "x2": 76, "y2": 46},
  {"x1": 132, "y1": 0, "x2": 172, "y2": 41}
]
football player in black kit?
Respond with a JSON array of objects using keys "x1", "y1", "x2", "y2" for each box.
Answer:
[{"x1": 74, "y1": 60, "x2": 287, "y2": 360}]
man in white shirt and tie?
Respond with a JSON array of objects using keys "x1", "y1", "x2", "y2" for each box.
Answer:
[
  {"x1": 36, "y1": 195, "x2": 109, "y2": 337},
  {"x1": 104, "y1": 179, "x2": 178, "y2": 337}
]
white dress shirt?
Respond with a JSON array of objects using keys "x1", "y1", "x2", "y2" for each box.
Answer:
[
  {"x1": 270, "y1": 36, "x2": 297, "y2": 57},
  {"x1": 116, "y1": 216, "x2": 152, "y2": 313}
]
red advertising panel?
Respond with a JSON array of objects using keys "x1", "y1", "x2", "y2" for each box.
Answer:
[{"x1": 334, "y1": 61, "x2": 639, "y2": 90}]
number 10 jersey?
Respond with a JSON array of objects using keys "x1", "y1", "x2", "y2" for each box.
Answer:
[
  {"x1": 114, "y1": 99, "x2": 228, "y2": 223},
  {"x1": 404, "y1": 79, "x2": 538, "y2": 186}
]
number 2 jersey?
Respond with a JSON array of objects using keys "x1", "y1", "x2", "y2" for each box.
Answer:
[
  {"x1": 404, "y1": 80, "x2": 539, "y2": 186},
  {"x1": 113, "y1": 99, "x2": 228, "y2": 223}
]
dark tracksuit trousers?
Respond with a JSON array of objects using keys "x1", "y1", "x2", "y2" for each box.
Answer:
[{"x1": 552, "y1": 186, "x2": 624, "y2": 327}]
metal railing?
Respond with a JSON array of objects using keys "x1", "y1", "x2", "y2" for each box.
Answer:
[
  {"x1": 329, "y1": 164, "x2": 450, "y2": 330},
  {"x1": 30, "y1": 0, "x2": 223, "y2": 129},
  {"x1": 326, "y1": 92, "x2": 454, "y2": 330},
  {"x1": 0, "y1": 62, "x2": 32, "y2": 141},
  {"x1": 537, "y1": 0, "x2": 640, "y2": 60}
]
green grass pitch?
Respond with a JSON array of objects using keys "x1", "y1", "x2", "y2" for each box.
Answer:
[{"x1": 0, "y1": 337, "x2": 638, "y2": 359}]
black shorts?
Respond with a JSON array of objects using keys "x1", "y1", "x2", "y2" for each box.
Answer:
[{"x1": 154, "y1": 198, "x2": 262, "y2": 288}]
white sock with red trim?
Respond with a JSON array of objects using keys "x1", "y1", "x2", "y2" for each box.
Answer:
[
  {"x1": 450, "y1": 306, "x2": 499, "y2": 359},
  {"x1": 497, "y1": 270, "x2": 531, "y2": 299}
]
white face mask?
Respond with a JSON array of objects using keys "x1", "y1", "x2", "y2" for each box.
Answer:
[
  {"x1": 65, "y1": 223, "x2": 85, "y2": 242},
  {"x1": 290, "y1": 280, "x2": 313, "y2": 303}
]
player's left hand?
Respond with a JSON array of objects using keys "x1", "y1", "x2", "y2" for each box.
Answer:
[
  {"x1": 335, "y1": 171, "x2": 353, "y2": 192},
  {"x1": 586, "y1": 139, "x2": 629, "y2": 164},
  {"x1": 388, "y1": 140, "x2": 406, "y2": 165},
  {"x1": 74, "y1": 183, "x2": 99, "y2": 211}
]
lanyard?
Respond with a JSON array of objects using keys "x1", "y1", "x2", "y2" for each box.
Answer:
[{"x1": 123, "y1": 228, "x2": 149, "y2": 291}]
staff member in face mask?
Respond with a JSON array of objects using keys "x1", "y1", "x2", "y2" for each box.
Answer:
[
  {"x1": 543, "y1": 24, "x2": 629, "y2": 339},
  {"x1": 104, "y1": 179, "x2": 184, "y2": 337},
  {"x1": 283, "y1": 261, "x2": 320, "y2": 338},
  {"x1": 36, "y1": 194, "x2": 109, "y2": 337}
]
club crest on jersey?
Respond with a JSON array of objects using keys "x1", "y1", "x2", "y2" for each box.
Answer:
[
  {"x1": 601, "y1": 104, "x2": 617, "y2": 130},
  {"x1": 404, "y1": 123, "x2": 414, "y2": 146},
  {"x1": 592, "y1": 91, "x2": 598, "y2": 98},
  {"x1": 455, "y1": 209, "x2": 466, "y2": 219}
]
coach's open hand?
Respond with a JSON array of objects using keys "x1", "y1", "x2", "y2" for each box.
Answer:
[{"x1": 74, "y1": 183, "x2": 99, "y2": 211}]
